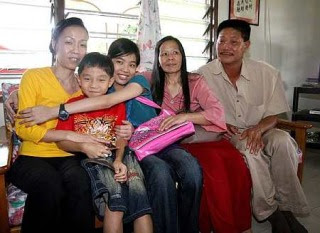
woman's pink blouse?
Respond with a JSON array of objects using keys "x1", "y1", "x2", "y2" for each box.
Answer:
[{"x1": 161, "y1": 73, "x2": 227, "y2": 132}]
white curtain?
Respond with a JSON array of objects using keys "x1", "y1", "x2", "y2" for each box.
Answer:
[{"x1": 136, "y1": 0, "x2": 161, "y2": 72}]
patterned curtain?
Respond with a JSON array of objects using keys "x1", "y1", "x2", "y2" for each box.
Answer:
[{"x1": 136, "y1": 0, "x2": 161, "y2": 72}]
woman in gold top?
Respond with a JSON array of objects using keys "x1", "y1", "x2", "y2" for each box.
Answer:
[{"x1": 8, "y1": 17, "x2": 103, "y2": 233}]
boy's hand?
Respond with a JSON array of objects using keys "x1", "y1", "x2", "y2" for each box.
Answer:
[
  {"x1": 115, "y1": 120, "x2": 134, "y2": 140},
  {"x1": 113, "y1": 160, "x2": 127, "y2": 183},
  {"x1": 17, "y1": 105, "x2": 55, "y2": 126},
  {"x1": 81, "y1": 142, "x2": 111, "y2": 159}
]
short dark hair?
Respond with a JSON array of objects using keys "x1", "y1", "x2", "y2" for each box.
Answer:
[
  {"x1": 78, "y1": 52, "x2": 114, "y2": 78},
  {"x1": 217, "y1": 19, "x2": 251, "y2": 41},
  {"x1": 108, "y1": 38, "x2": 140, "y2": 66},
  {"x1": 49, "y1": 17, "x2": 88, "y2": 55}
]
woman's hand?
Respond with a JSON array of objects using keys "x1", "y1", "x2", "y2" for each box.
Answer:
[
  {"x1": 17, "y1": 105, "x2": 56, "y2": 126},
  {"x1": 81, "y1": 142, "x2": 112, "y2": 159},
  {"x1": 159, "y1": 114, "x2": 188, "y2": 131},
  {"x1": 4, "y1": 89, "x2": 19, "y2": 123},
  {"x1": 115, "y1": 120, "x2": 134, "y2": 140},
  {"x1": 239, "y1": 126, "x2": 264, "y2": 155},
  {"x1": 113, "y1": 160, "x2": 127, "y2": 183},
  {"x1": 224, "y1": 123, "x2": 241, "y2": 140}
]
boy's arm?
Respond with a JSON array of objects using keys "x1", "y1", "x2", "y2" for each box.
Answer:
[
  {"x1": 113, "y1": 137, "x2": 128, "y2": 183},
  {"x1": 114, "y1": 137, "x2": 127, "y2": 163}
]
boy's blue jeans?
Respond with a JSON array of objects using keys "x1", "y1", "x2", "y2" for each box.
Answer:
[
  {"x1": 82, "y1": 148, "x2": 152, "y2": 223},
  {"x1": 140, "y1": 145, "x2": 203, "y2": 233}
]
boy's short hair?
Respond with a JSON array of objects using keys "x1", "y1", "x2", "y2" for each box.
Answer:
[
  {"x1": 77, "y1": 52, "x2": 114, "y2": 77},
  {"x1": 217, "y1": 19, "x2": 251, "y2": 41}
]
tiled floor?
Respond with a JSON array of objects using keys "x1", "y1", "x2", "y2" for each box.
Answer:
[{"x1": 252, "y1": 148, "x2": 320, "y2": 233}]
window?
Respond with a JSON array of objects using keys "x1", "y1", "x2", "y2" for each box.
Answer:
[
  {"x1": 65, "y1": 0, "x2": 210, "y2": 71},
  {"x1": 0, "y1": 0, "x2": 211, "y2": 76},
  {"x1": 0, "y1": 0, "x2": 52, "y2": 69},
  {"x1": 0, "y1": 0, "x2": 52, "y2": 83}
]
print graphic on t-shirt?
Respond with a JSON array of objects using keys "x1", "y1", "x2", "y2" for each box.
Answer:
[{"x1": 74, "y1": 114, "x2": 118, "y2": 147}]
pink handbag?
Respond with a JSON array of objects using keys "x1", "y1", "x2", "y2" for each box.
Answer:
[{"x1": 129, "y1": 96, "x2": 195, "y2": 161}]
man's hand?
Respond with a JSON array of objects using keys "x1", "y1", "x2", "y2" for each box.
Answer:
[
  {"x1": 239, "y1": 126, "x2": 264, "y2": 155},
  {"x1": 159, "y1": 114, "x2": 188, "y2": 131},
  {"x1": 113, "y1": 160, "x2": 127, "y2": 183},
  {"x1": 17, "y1": 105, "x2": 56, "y2": 126},
  {"x1": 115, "y1": 120, "x2": 134, "y2": 140},
  {"x1": 81, "y1": 142, "x2": 111, "y2": 159},
  {"x1": 4, "y1": 89, "x2": 19, "y2": 123}
]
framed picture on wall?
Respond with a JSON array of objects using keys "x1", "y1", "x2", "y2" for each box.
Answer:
[{"x1": 229, "y1": 0, "x2": 260, "y2": 26}]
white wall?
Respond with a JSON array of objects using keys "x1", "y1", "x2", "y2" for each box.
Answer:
[{"x1": 218, "y1": 0, "x2": 320, "y2": 111}]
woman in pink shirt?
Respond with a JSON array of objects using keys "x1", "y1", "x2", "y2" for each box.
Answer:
[{"x1": 151, "y1": 35, "x2": 252, "y2": 233}]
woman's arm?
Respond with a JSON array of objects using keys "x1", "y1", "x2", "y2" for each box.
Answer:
[
  {"x1": 159, "y1": 112, "x2": 211, "y2": 131},
  {"x1": 192, "y1": 75, "x2": 227, "y2": 132},
  {"x1": 57, "y1": 140, "x2": 111, "y2": 159},
  {"x1": 17, "y1": 82, "x2": 144, "y2": 126},
  {"x1": 41, "y1": 130, "x2": 109, "y2": 144},
  {"x1": 15, "y1": 70, "x2": 49, "y2": 142}
]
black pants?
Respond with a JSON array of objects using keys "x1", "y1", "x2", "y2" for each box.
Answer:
[{"x1": 8, "y1": 155, "x2": 95, "y2": 233}]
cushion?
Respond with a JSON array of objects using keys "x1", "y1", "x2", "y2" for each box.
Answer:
[
  {"x1": 1, "y1": 83, "x2": 26, "y2": 227},
  {"x1": 181, "y1": 125, "x2": 223, "y2": 144},
  {"x1": 2, "y1": 83, "x2": 18, "y2": 130},
  {"x1": 1, "y1": 83, "x2": 20, "y2": 163}
]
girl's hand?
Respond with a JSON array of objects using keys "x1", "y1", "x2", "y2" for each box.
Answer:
[
  {"x1": 4, "y1": 89, "x2": 19, "y2": 123},
  {"x1": 81, "y1": 142, "x2": 111, "y2": 159},
  {"x1": 159, "y1": 114, "x2": 188, "y2": 131},
  {"x1": 17, "y1": 105, "x2": 55, "y2": 126},
  {"x1": 115, "y1": 120, "x2": 134, "y2": 140},
  {"x1": 113, "y1": 160, "x2": 127, "y2": 183}
]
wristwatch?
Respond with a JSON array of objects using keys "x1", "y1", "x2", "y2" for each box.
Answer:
[{"x1": 58, "y1": 104, "x2": 69, "y2": 121}]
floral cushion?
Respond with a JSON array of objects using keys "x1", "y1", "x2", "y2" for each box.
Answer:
[{"x1": 1, "y1": 83, "x2": 26, "y2": 226}]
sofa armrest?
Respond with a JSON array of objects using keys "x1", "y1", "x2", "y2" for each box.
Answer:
[
  {"x1": 276, "y1": 119, "x2": 312, "y2": 182},
  {"x1": 276, "y1": 119, "x2": 312, "y2": 131}
]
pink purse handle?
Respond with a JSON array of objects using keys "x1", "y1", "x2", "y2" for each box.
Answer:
[{"x1": 135, "y1": 96, "x2": 162, "y2": 109}]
